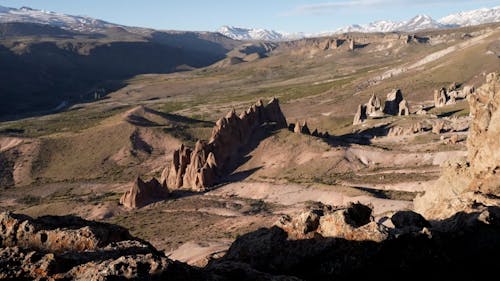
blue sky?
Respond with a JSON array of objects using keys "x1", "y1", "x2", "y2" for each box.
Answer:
[{"x1": 0, "y1": 0, "x2": 499, "y2": 33}]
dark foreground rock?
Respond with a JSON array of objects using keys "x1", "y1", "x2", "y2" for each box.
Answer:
[
  {"x1": 0, "y1": 212, "x2": 201, "y2": 280},
  {"x1": 208, "y1": 202, "x2": 500, "y2": 281}
]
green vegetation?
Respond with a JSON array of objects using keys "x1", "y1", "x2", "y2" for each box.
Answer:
[{"x1": 0, "y1": 106, "x2": 129, "y2": 137}]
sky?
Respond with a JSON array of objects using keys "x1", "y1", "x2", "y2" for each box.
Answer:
[{"x1": 0, "y1": 0, "x2": 499, "y2": 33}]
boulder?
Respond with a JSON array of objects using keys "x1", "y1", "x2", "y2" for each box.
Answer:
[
  {"x1": 391, "y1": 211, "x2": 430, "y2": 229},
  {"x1": 383, "y1": 89, "x2": 403, "y2": 115},
  {"x1": 0, "y1": 212, "x2": 198, "y2": 280},
  {"x1": 120, "y1": 177, "x2": 169, "y2": 209}
]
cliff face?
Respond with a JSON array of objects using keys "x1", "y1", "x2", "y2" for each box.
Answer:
[
  {"x1": 467, "y1": 72, "x2": 500, "y2": 194},
  {"x1": 414, "y1": 72, "x2": 500, "y2": 219},
  {"x1": 164, "y1": 98, "x2": 287, "y2": 192}
]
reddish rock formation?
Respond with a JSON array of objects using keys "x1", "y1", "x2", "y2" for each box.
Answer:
[
  {"x1": 120, "y1": 177, "x2": 169, "y2": 209},
  {"x1": 165, "y1": 98, "x2": 287, "y2": 192}
]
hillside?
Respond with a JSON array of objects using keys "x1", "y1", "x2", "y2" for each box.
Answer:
[
  {"x1": 0, "y1": 19, "x2": 498, "y2": 277},
  {"x1": 0, "y1": 22, "x2": 237, "y2": 120}
]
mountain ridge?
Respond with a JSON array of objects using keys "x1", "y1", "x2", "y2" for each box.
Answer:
[
  {"x1": 220, "y1": 6, "x2": 500, "y2": 41},
  {"x1": 1, "y1": 4, "x2": 499, "y2": 41}
]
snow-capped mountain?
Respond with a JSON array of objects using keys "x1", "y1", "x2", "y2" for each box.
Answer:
[
  {"x1": 439, "y1": 6, "x2": 500, "y2": 27},
  {"x1": 0, "y1": 5, "x2": 119, "y2": 32},
  {"x1": 335, "y1": 15, "x2": 446, "y2": 34},
  {"x1": 218, "y1": 26, "x2": 305, "y2": 41},
  {"x1": 220, "y1": 6, "x2": 500, "y2": 41}
]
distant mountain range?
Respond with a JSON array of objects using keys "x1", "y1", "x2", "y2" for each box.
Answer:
[
  {"x1": 1, "y1": 4, "x2": 499, "y2": 41},
  {"x1": 0, "y1": 5, "x2": 122, "y2": 33},
  {"x1": 219, "y1": 6, "x2": 500, "y2": 41}
]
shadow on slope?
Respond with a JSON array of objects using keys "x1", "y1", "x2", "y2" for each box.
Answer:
[{"x1": 208, "y1": 206, "x2": 500, "y2": 281}]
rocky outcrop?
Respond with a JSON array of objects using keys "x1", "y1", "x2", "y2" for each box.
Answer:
[
  {"x1": 398, "y1": 99, "x2": 410, "y2": 115},
  {"x1": 210, "y1": 202, "x2": 500, "y2": 280},
  {"x1": 275, "y1": 202, "x2": 387, "y2": 242},
  {"x1": 352, "y1": 104, "x2": 367, "y2": 125},
  {"x1": 387, "y1": 122, "x2": 425, "y2": 136},
  {"x1": 120, "y1": 177, "x2": 169, "y2": 209},
  {"x1": 434, "y1": 83, "x2": 473, "y2": 108},
  {"x1": 434, "y1": 88, "x2": 447, "y2": 108},
  {"x1": 466, "y1": 72, "x2": 499, "y2": 194},
  {"x1": 0, "y1": 212, "x2": 198, "y2": 280},
  {"x1": 366, "y1": 93, "x2": 382, "y2": 116},
  {"x1": 165, "y1": 98, "x2": 287, "y2": 192},
  {"x1": 290, "y1": 121, "x2": 329, "y2": 138},
  {"x1": 458, "y1": 85, "x2": 475, "y2": 98},
  {"x1": 431, "y1": 120, "x2": 445, "y2": 134},
  {"x1": 415, "y1": 73, "x2": 500, "y2": 219},
  {"x1": 383, "y1": 89, "x2": 404, "y2": 115},
  {"x1": 292, "y1": 121, "x2": 311, "y2": 135}
]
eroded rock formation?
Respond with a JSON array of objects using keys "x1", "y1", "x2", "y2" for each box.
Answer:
[
  {"x1": 398, "y1": 99, "x2": 410, "y2": 115},
  {"x1": 366, "y1": 93, "x2": 382, "y2": 116},
  {"x1": 120, "y1": 177, "x2": 169, "y2": 209},
  {"x1": 415, "y1": 72, "x2": 500, "y2": 218},
  {"x1": 290, "y1": 121, "x2": 329, "y2": 138},
  {"x1": 165, "y1": 98, "x2": 287, "y2": 192},
  {"x1": 466, "y1": 72, "x2": 499, "y2": 194},
  {"x1": 383, "y1": 89, "x2": 404, "y2": 115},
  {"x1": 434, "y1": 83, "x2": 473, "y2": 108},
  {"x1": 353, "y1": 104, "x2": 367, "y2": 125},
  {"x1": 434, "y1": 88, "x2": 447, "y2": 108}
]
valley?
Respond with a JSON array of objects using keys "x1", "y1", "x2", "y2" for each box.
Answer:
[{"x1": 0, "y1": 4, "x2": 499, "y2": 280}]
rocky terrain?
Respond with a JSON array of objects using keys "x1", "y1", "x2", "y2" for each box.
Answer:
[
  {"x1": 0, "y1": 12, "x2": 499, "y2": 280},
  {"x1": 1, "y1": 72, "x2": 498, "y2": 280}
]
